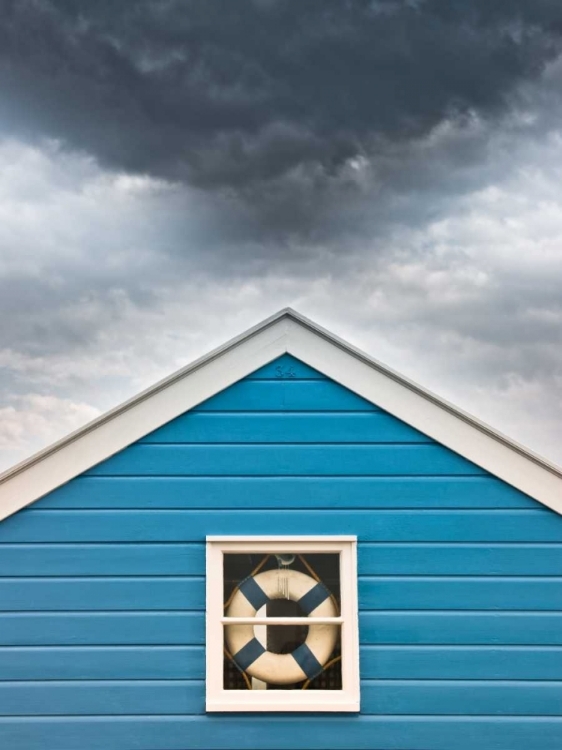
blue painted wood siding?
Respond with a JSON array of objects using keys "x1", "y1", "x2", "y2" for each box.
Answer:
[{"x1": 0, "y1": 353, "x2": 561, "y2": 749}]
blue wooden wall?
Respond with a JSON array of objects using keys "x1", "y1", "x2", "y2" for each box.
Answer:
[{"x1": 0, "y1": 354, "x2": 561, "y2": 749}]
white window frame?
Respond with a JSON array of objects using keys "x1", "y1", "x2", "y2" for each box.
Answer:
[{"x1": 206, "y1": 535, "x2": 360, "y2": 712}]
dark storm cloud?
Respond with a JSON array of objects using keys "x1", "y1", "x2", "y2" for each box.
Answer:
[{"x1": 2, "y1": 0, "x2": 562, "y2": 195}]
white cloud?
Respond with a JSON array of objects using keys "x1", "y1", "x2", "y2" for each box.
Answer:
[{"x1": 0, "y1": 394, "x2": 101, "y2": 470}]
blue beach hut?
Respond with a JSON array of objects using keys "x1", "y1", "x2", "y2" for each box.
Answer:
[{"x1": 0, "y1": 308, "x2": 561, "y2": 749}]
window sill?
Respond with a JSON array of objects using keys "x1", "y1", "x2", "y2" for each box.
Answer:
[{"x1": 206, "y1": 693, "x2": 360, "y2": 713}]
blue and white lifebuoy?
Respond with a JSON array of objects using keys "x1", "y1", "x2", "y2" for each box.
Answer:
[{"x1": 225, "y1": 568, "x2": 338, "y2": 685}]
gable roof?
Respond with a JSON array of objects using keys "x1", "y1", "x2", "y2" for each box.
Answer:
[{"x1": 0, "y1": 308, "x2": 561, "y2": 521}]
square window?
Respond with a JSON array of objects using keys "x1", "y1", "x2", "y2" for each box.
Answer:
[{"x1": 206, "y1": 537, "x2": 359, "y2": 712}]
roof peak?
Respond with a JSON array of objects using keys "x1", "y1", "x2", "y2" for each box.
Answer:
[{"x1": 1, "y1": 310, "x2": 561, "y2": 521}]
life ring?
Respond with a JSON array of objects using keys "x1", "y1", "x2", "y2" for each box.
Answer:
[{"x1": 225, "y1": 568, "x2": 338, "y2": 685}]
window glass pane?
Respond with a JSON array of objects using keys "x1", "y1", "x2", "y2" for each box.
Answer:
[
  {"x1": 224, "y1": 625, "x2": 342, "y2": 690},
  {"x1": 224, "y1": 552, "x2": 341, "y2": 611},
  {"x1": 222, "y1": 552, "x2": 341, "y2": 691}
]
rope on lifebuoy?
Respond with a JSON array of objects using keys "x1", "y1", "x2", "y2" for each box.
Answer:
[{"x1": 225, "y1": 568, "x2": 338, "y2": 685}]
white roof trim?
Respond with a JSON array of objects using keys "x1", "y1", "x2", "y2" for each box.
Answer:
[{"x1": 1, "y1": 308, "x2": 561, "y2": 521}]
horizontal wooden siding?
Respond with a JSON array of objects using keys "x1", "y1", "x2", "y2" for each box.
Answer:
[{"x1": 0, "y1": 353, "x2": 560, "y2": 749}]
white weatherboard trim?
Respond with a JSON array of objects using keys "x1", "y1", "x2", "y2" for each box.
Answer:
[
  {"x1": 206, "y1": 536, "x2": 360, "y2": 712},
  {"x1": 0, "y1": 313, "x2": 289, "y2": 522},
  {"x1": 0, "y1": 308, "x2": 561, "y2": 520},
  {"x1": 283, "y1": 316, "x2": 562, "y2": 515}
]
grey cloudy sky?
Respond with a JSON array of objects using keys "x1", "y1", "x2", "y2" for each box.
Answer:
[{"x1": 1, "y1": 0, "x2": 561, "y2": 471}]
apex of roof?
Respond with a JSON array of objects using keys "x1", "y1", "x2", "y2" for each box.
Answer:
[{"x1": 1, "y1": 308, "x2": 561, "y2": 521}]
